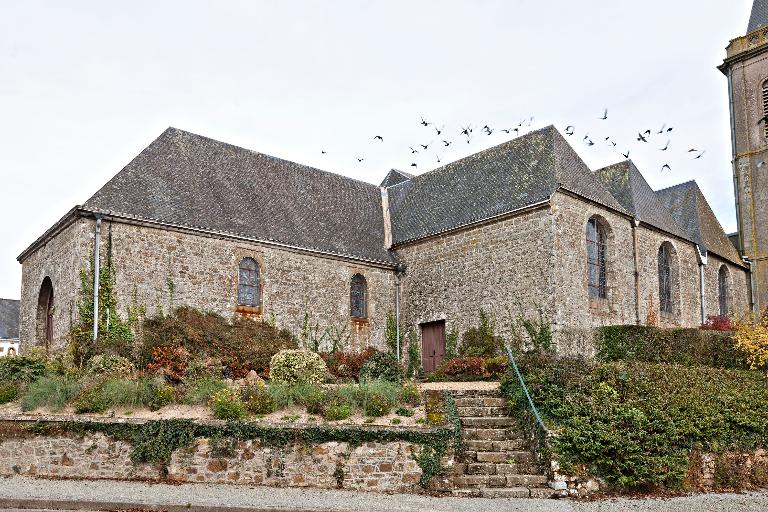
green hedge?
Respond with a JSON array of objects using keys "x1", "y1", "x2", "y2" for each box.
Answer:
[
  {"x1": 501, "y1": 355, "x2": 768, "y2": 489},
  {"x1": 595, "y1": 325, "x2": 747, "y2": 369}
]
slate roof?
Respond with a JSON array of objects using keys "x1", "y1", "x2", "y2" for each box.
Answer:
[
  {"x1": 594, "y1": 160, "x2": 691, "y2": 242},
  {"x1": 655, "y1": 181, "x2": 744, "y2": 266},
  {"x1": 748, "y1": 0, "x2": 768, "y2": 32},
  {"x1": 0, "y1": 299, "x2": 20, "y2": 340},
  {"x1": 83, "y1": 128, "x2": 394, "y2": 264},
  {"x1": 386, "y1": 125, "x2": 627, "y2": 244},
  {"x1": 379, "y1": 169, "x2": 413, "y2": 188}
]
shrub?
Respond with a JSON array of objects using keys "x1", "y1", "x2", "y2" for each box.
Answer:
[
  {"x1": 484, "y1": 356, "x2": 508, "y2": 377},
  {"x1": 399, "y1": 381, "x2": 421, "y2": 406},
  {"x1": 391, "y1": 418, "x2": 401, "y2": 425},
  {"x1": 146, "y1": 345, "x2": 190, "y2": 381},
  {"x1": 141, "y1": 307, "x2": 297, "y2": 378},
  {"x1": 184, "y1": 357, "x2": 223, "y2": 380},
  {"x1": 444, "y1": 328, "x2": 459, "y2": 360},
  {"x1": 702, "y1": 314, "x2": 734, "y2": 332},
  {"x1": 302, "y1": 386, "x2": 327, "y2": 415},
  {"x1": 406, "y1": 333, "x2": 422, "y2": 379},
  {"x1": 269, "y1": 350, "x2": 328, "y2": 385},
  {"x1": 0, "y1": 383, "x2": 19, "y2": 404},
  {"x1": 73, "y1": 387, "x2": 110, "y2": 414},
  {"x1": 433, "y1": 357, "x2": 486, "y2": 379},
  {"x1": 734, "y1": 310, "x2": 768, "y2": 370},
  {"x1": 360, "y1": 352, "x2": 402, "y2": 383},
  {"x1": 183, "y1": 376, "x2": 229, "y2": 405},
  {"x1": 147, "y1": 379, "x2": 176, "y2": 411},
  {"x1": 241, "y1": 384, "x2": 275, "y2": 415},
  {"x1": 0, "y1": 356, "x2": 47, "y2": 384},
  {"x1": 364, "y1": 392, "x2": 391, "y2": 417},
  {"x1": 459, "y1": 309, "x2": 504, "y2": 357},
  {"x1": 86, "y1": 354, "x2": 135, "y2": 377},
  {"x1": 322, "y1": 348, "x2": 377, "y2": 382},
  {"x1": 98, "y1": 377, "x2": 153, "y2": 409},
  {"x1": 595, "y1": 325, "x2": 747, "y2": 369},
  {"x1": 503, "y1": 355, "x2": 768, "y2": 489},
  {"x1": 267, "y1": 382, "x2": 323, "y2": 409},
  {"x1": 21, "y1": 376, "x2": 81, "y2": 411},
  {"x1": 323, "y1": 402, "x2": 352, "y2": 421},
  {"x1": 395, "y1": 407, "x2": 414, "y2": 417},
  {"x1": 208, "y1": 388, "x2": 247, "y2": 420}
]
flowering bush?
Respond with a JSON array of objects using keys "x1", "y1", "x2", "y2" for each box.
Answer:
[
  {"x1": 364, "y1": 392, "x2": 392, "y2": 417},
  {"x1": 701, "y1": 314, "x2": 734, "y2": 331},
  {"x1": 208, "y1": 388, "x2": 247, "y2": 420},
  {"x1": 734, "y1": 310, "x2": 768, "y2": 370},
  {"x1": 269, "y1": 350, "x2": 328, "y2": 385},
  {"x1": 86, "y1": 354, "x2": 136, "y2": 377},
  {"x1": 240, "y1": 384, "x2": 274, "y2": 415},
  {"x1": 146, "y1": 345, "x2": 190, "y2": 381},
  {"x1": 399, "y1": 381, "x2": 421, "y2": 406}
]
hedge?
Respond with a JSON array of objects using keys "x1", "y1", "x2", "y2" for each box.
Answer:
[
  {"x1": 501, "y1": 355, "x2": 768, "y2": 489},
  {"x1": 594, "y1": 325, "x2": 747, "y2": 369}
]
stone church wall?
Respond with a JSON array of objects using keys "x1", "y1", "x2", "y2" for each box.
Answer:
[
  {"x1": 394, "y1": 205, "x2": 556, "y2": 348},
  {"x1": 703, "y1": 254, "x2": 751, "y2": 319},
  {"x1": 21, "y1": 217, "x2": 396, "y2": 351},
  {"x1": 19, "y1": 218, "x2": 94, "y2": 350}
]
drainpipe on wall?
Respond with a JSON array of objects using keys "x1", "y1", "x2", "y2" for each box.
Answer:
[
  {"x1": 93, "y1": 216, "x2": 102, "y2": 342},
  {"x1": 395, "y1": 273, "x2": 401, "y2": 361},
  {"x1": 745, "y1": 256, "x2": 757, "y2": 313},
  {"x1": 696, "y1": 246, "x2": 707, "y2": 325},
  {"x1": 631, "y1": 219, "x2": 641, "y2": 324}
]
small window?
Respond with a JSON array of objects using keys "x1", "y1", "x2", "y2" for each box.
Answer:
[
  {"x1": 237, "y1": 257, "x2": 261, "y2": 307},
  {"x1": 658, "y1": 244, "x2": 673, "y2": 314},
  {"x1": 762, "y1": 80, "x2": 768, "y2": 138},
  {"x1": 350, "y1": 274, "x2": 368, "y2": 319},
  {"x1": 586, "y1": 217, "x2": 607, "y2": 299},
  {"x1": 718, "y1": 265, "x2": 730, "y2": 316}
]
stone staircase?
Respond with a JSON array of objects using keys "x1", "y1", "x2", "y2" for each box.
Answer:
[{"x1": 447, "y1": 388, "x2": 559, "y2": 498}]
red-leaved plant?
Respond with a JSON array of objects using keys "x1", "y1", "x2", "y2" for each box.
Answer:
[{"x1": 701, "y1": 314, "x2": 733, "y2": 332}]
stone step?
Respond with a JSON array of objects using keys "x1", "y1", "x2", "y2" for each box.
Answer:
[
  {"x1": 505, "y1": 474, "x2": 549, "y2": 487},
  {"x1": 449, "y1": 389, "x2": 502, "y2": 397},
  {"x1": 461, "y1": 416, "x2": 518, "y2": 428},
  {"x1": 463, "y1": 428, "x2": 522, "y2": 441},
  {"x1": 457, "y1": 406, "x2": 508, "y2": 417},
  {"x1": 463, "y1": 439, "x2": 528, "y2": 452},
  {"x1": 465, "y1": 462, "x2": 534, "y2": 475},
  {"x1": 453, "y1": 397, "x2": 507, "y2": 408},
  {"x1": 474, "y1": 450, "x2": 533, "y2": 463},
  {"x1": 480, "y1": 487, "x2": 531, "y2": 499}
]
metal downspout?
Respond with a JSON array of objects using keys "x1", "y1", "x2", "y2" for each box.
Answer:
[
  {"x1": 746, "y1": 257, "x2": 757, "y2": 313},
  {"x1": 695, "y1": 247, "x2": 707, "y2": 325},
  {"x1": 631, "y1": 219, "x2": 641, "y2": 324},
  {"x1": 93, "y1": 216, "x2": 102, "y2": 342},
  {"x1": 395, "y1": 272, "x2": 401, "y2": 361}
]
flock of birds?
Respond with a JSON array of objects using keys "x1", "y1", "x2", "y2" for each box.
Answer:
[{"x1": 319, "y1": 108, "x2": 714, "y2": 174}]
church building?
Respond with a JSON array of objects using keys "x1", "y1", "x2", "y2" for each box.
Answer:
[{"x1": 17, "y1": 2, "x2": 767, "y2": 365}]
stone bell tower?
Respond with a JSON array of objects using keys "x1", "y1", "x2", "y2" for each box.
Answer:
[{"x1": 719, "y1": 0, "x2": 768, "y2": 311}]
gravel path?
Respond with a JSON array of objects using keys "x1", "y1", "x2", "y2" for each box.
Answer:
[{"x1": 0, "y1": 477, "x2": 766, "y2": 512}]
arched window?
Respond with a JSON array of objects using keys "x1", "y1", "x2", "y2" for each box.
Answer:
[
  {"x1": 237, "y1": 257, "x2": 261, "y2": 307},
  {"x1": 586, "y1": 217, "x2": 607, "y2": 299},
  {"x1": 350, "y1": 274, "x2": 368, "y2": 319},
  {"x1": 36, "y1": 277, "x2": 54, "y2": 350},
  {"x1": 718, "y1": 265, "x2": 730, "y2": 316},
  {"x1": 658, "y1": 244, "x2": 673, "y2": 314}
]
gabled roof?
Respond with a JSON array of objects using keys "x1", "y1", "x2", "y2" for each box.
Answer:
[
  {"x1": 749, "y1": 0, "x2": 768, "y2": 33},
  {"x1": 386, "y1": 125, "x2": 627, "y2": 244},
  {"x1": 655, "y1": 181, "x2": 744, "y2": 266},
  {"x1": 0, "y1": 299, "x2": 20, "y2": 340},
  {"x1": 379, "y1": 169, "x2": 413, "y2": 188},
  {"x1": 83, "y1": 128, "x2": 394, "y2": 264},
  {"x1": 595, "y1": 160, "x2": 691, "y2": 242}
]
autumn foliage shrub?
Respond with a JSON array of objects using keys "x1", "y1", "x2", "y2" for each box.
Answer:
[
  {"x1": 322, "y1": 347, "x2": 377, "y2": 382},
  {"x1": 734, "y1": 309, "x2": 768, "y2": 371},
  {"x1": 146, "y1": 345, "x2": 190, "y2": 381},
  {"x1": 141, "y1": 307, "x2": 297, "y2": 378},
  {"x1": 701, "y1": 314, "x2": 734, "y2": 332}
]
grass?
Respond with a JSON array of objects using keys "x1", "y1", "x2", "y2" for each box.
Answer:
[
  {"x1": 182, "y1": 376, "x2": 229, "y2": 405},
  {"x1": 98, "y1": 377, "x2": 153, "y2": 408},
  {"x1": 21, "y1": 376, "x2": 81, "y2": 411}
]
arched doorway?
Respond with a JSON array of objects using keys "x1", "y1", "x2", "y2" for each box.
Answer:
[{"x1": 36, "y1": 277, "x2": 54, "y2": 351}]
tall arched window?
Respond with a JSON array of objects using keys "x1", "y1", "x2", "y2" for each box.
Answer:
[
  {"x1": 762, "y1": 80, "x2": 768, "y2": 139},
  {"x1": 350, "y1": 274, "x2": 368, "y2": 319},
  {"x1": 658, "y1": 243, "x2": 673, "y2": 314},
  {"x1": 718, "y1": 265, "x2": 730, "y2": 316},
  {"x1": 237, "y1": 257, "x2": 261, "y2": 307},
  {"x1": 586, "y1": 217, "x2": 607, "y2": 299}
]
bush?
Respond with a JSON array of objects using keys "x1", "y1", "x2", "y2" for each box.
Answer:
[
  {"x1": 269, "y1": 350, "x2": 328, "y2": 385},
  {"x1": 241, "y1": 384, "x2": 275, "y2": 415},
  {"x1": 430, "y1": 356, "x2": 486, "y2": 381},
  {"x1": 0, "y1": 356, "x2": 47, "y2": 384},
  {"x1": 86, "y1": 354, "x2": 135, "y2": 377},
  {"x1": 98, "y1": 377, "x2": 152, "y2": 409},
  {"x1": 0, "y1": 383, "x2": 18, "y2": 404},
  {"x1": 184, "y1": 357, "x2": 223, "y2": 380},
  {"x1": 266, "y1": 381, "x2": 323, "y2": 409},
  {"x1": 484, "y1": 356, "x2": 508, "y2": 377},
  {"x1": 182, "y1": 376, "x2": 229, "y2": 405},
  {"x1": 364, "y1": 392, "x2": 391, "y2": 417},
  {"x1": 395, "y1": 407, "x2": 414, "y2": 417},
  {"x1": 406, "y1": 333, "x2": 422, "y2": 379},
  {"x1": 323, "y1": 402, "x2": 352, "y2": 421},
  {"x1": 147, "y1": 379, "x2": 176, "y2": 411},
  {"x1": 322, "y1": 347, "x2": 377, "y2": 382},
  {"x1": 141, "y1": 307, "x2": 297, "y2": 378},
  {"x1": 702, "y1": 314, "x2": 734, "y2": 332},
  {"x1": 73, "y1": 386, "x2": 110, "y2": 414},
  {"x1": 459, "y1": 310, "x2": 504, "y2": 357},
  {"x1": 734, "y1": 310, "x2": 768, "y2": 370},
  {"x1": 360, "y1": 352, "x2": 402, "y2": 382},
  {"x1": 21, "y1": 376, "x2": 81, "y2": 411},
  {"x1": 208, "y1": 388, "x2": 247, "y2": 420},
  {"x1": 146, "y1": 345, "x2": 190, "y2": 381},
  {"x1": 595, "y1": 325, "x2": 748, "y2": 369},
  {"x1": 399, "y1": 381, "x2": 421, "y2": 406},
  {"x1": 444, "y1": 328, "x2": 459, "y2": 360},
  {"x1": 502, "y1": 355, "x2": 768, "y2": 489}
]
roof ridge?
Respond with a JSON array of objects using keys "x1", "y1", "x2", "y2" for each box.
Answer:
[{"x1": 653, "y1": 179, "x2": 697, "y2": 194}]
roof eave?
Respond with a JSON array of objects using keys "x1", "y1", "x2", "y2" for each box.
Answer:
[{"x1": 16, "y1": 206, "x2": 85, "y2": 263}]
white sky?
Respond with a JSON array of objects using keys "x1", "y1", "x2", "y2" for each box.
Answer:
[{"x1": 0, "y1": 0, "x2": 756, "y2": 299}]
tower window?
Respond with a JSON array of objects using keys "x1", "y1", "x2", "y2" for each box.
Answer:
[{"x1": 762, "y1": 80, "x2": 768, "y2": 139}]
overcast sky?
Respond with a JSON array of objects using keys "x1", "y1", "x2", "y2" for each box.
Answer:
[{"x1": 0, "y1": 0, "x2": 756, "y2": 299}]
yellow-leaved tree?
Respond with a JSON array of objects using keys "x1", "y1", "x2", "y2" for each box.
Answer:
[{"x1": 734, "y1": 309, "x2": 768, "y2": 371}]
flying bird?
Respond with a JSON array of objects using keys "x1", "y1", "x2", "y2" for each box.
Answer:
[
  {"x1": 600, "y1": 109, "x2": 608, "y2": 120},
  {"x1": 410, "y1": 163, "x2": 417, "y2": 167},
  {"x1": 442, "y1": 140, "x2": 452, "y2": 146},
  {"x1": 434, "y1": 125, "x2": 444, "y2": 135},
  {"x1": 409, "y1": 146, "x2": 419, "y2": 154},
  {"x1": 586, "y1": 139, "x2": 595, "y2": 146},
  {"x1": 583, "y1": 133, "x2": 590, "y2": 141},
  {"x1": 374, "y1": 135, "x2": 383, "y2": 142},
  {"x1": 420, "y1": 117, "x2": 430, "y2": 126},
  {"x1": 657, "y1": 123, "x2": 673, "y2": 134},
  {"x1": 565, "y1": 125, "x2": 575, "y2": 136},
  {"x1": 637, "y1": 132, "x2": 649, "y2": 143},
  {"x1": 661, "y1": 164, "x2": 671, "y2": 172},
  {"x1": 693, "y1": 150, "x2": 706, "y2": 159},
  {"x1": 436, "y1": 155, "x2": 441, "y2": 163},
  {"x1": 501, "y1": 128, "x2": 511, "y2": 134},
  {"x1": 659, "y1": 140, "x2": 670, "y2": 151},
  {"x1": 420, "y1": 143, "x2": 430, "y2": 150},
  {"x1": 321, "y1": 150, "x2": 327, "y2": 154},
  {"x1": 622, "y1": 150, "x2": 630, "y2": 159},
  {"x1": 687, "y1": 148, "x2": 699, "y2": 153},
  {"x1": 356, "y1": 157, "x2": 364, "y2": 162},
  {"x1": 460, "y1": 126, "x2": 471, "y2": 136}
]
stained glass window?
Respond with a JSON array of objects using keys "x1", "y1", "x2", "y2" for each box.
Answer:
[
  {"x1": 350, "y1": 274, "x2": 367, "y2": 319},
  {"x1": 238, "y1": 257, "x2": 260, "y2": 307},
  {"x1": 658, "y1": 244, "x2": 673, "y2": 314},
  {"x1": 586, "y1": 218, "x2": 607, "y2": 299}
]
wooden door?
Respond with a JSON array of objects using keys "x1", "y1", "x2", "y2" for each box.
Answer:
[{"x1": 421, "y1": 320, "x2": 446, "y2": 374}]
